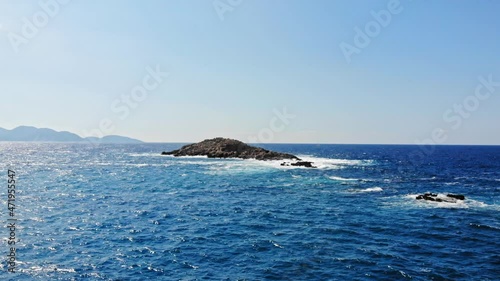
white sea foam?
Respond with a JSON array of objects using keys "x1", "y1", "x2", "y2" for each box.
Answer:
[
  {"x1": 124, "y1": 163, "x2": 170, "y2": 167},
  {"x1": 23, "y1": 266, "x2": 76, "y2": 273},
  {"x1": 245, "y1": 155, "x2": 373, "y2": 170},
  {"x1": 357, "y1": 187, "x2": 383, "y2": 193},
  {"x1": 170, "y1": 154, "x2": 375, "y2": 175},
  {"x1": 127, "y1": 153, "x2": 165, "y2": 157},
  {"x1": 203, "y1": 158, "x2": 285, "y2": 174},
  {"x1": 418, "y1": 176, "x2": 438, "y2": 181},
  {"x1": 297, "y1": 155, "x2": 374, "y2": 169},
  {"x1": 404, "y1": 194, "x2": 492, "y2": 209},
  {"x1": 346, "y1": 187, "x2": 383, "y2": 193},
  {"x1": 255, "y1": 156, "x2": 372, "y2": 171},
  {"x1": 329, "y1": 176, "x2": 359, "y2": 181},
  {"x1": 205, "y1": 160, "x2": 272, "y2": 175},
  {"x1": 178, "y1": 160, "x2": 223, "y2": 166},
  {"x1": 166, "y1": 155, "x2": 209, "y2": 159}
]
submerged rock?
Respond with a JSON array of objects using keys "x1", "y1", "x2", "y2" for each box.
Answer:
[
  {"x1": 281, "y1": 161, "x2": 317, "y2": 168},
  {"x1": 416, "y1": 193, "x2": 466, "y2": 203},
  {"x1": 446, "y1": 194, "x2": 465, "y2": 200},
  {"x1": 162, "y1": 137, "x2": 303, "y2": 161}
]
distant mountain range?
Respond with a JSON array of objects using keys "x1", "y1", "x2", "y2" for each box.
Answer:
[{"x1": 0, "y1": 126, "x2": 143, "y2": 143}]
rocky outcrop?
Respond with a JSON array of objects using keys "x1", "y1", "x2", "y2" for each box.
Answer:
[
  {"x1": 416, "y1": 193, "x2": 466, "y2": 203},
  {"x1": 162, "y1": 138, "x2": 302, "y2": 161}
]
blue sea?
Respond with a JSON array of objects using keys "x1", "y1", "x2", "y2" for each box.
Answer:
[{"x1": 1, "y1": 143, "x2": 499, "y2": 280}]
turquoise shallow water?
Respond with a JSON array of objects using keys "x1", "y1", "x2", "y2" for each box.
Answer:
[{"x1": 0, "y1": 143, "x2": 499, "y2": 280}]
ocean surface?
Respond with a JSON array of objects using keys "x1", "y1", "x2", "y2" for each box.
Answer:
[{"x1": 0, "y1": 143, "x2": 499, "y2": 280}]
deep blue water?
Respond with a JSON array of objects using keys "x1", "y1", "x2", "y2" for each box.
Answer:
[{"x1": 1, "y1": 143, "x2": 499, "y2": 280}]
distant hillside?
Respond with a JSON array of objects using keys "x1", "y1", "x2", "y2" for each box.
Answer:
[{"x1": 0, "y1": 126, "x2": 143, "y2": 143}]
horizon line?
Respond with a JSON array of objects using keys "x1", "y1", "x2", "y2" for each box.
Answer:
[
  {"x1": 2, "y1": 126, "x2": 499, "y2": 146},
  {"x1": 2, "y1": 141, "x2": 498, "y2": 146},
  {"x1": 147, "y1": 141, "x2": 500, "y2": 146}
]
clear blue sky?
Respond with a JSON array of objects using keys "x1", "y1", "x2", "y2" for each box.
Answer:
[{"x1": 1, "y1": 0, "x2": 499, "y2": 144}]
